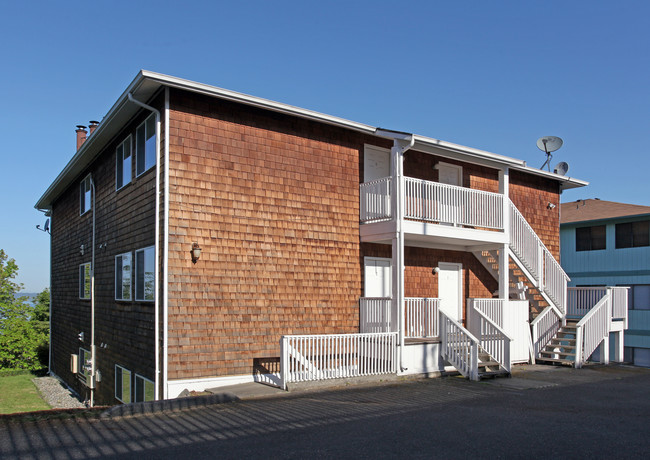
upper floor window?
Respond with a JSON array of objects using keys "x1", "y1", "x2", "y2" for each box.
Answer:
[
  {"x1": 615, "y1": 221, "x2": 649, "y2": 249},
  {"x1": 79, "y1": 262, "x2": 91, "y2": 299},
  {"x1": 136, "y1": 114, "x2": 156, "y2": 176},
  {"x1": 575, "y1": 225, "x2": 606, "y2": 251},
  {"x1": 628, "y1": 285, "x2": 650, "y2": 310},
  {"x1": 115, "y1": 253, "x2": 132, "y2": 301},
  {"x1": 134, "y1": 374, "x2": 154, "y2": 402},
  {"x1": 116, "y1": 136, "x2": 132, "y2": 190},
  {"x1": 115, "y1": 365, "x2": 132, "y2": 403},
  {"x1": 135, "y1": 246, "x2": 155, "y2": 301},
  {"x1": 80, "y1": 175, "x2": 91, "y2": 215}
]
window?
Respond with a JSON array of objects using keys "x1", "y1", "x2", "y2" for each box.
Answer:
[
  {"x1": 116, "y1": 136, "x2": 132, "y2": 190},
  {"x1": 135, "y1": 246, "x2": 155, "y2": 301},
  {"x1": 628, "y1": 285, "x2": 650, "y2": 310},
  {"x1": 615, "y1": 221, "x2": 650, "y2": 249},
  {"x1": 79, "y1": 348, "x2": 91, "y2": 386},
  {"x1": 80, "y1": 175, "x2": 91, "y2": 215},
  {"x1": 79, "y1": 263, "x2": 91, "y2": 299},
  {"x1": 115, "y1": 253, "x2": 132, "y2": 300},
  {"x1": 134, "y1": 374, "x2": 155, "y2": 402},
  {"x1": 115, "y1": 365, "x2": 131, "y2": 403},
  {"x1": 575, "y1": 225, "x2": 606, "y2": 251},
  {"x1": 136, "y1": 114, "x2": 156, "y2": 176}
]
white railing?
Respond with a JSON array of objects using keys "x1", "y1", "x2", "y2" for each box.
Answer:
[
  {"x1": 360, "y1": 297, "x2": 394, "y2": 333},
  {"x1": 440, "y1": 310, "x2": 479, "y2": 381},
  {"x1": 468, "y1": 308, "x2": 512, "y2": 373},
  {"x1": 567, "y1": 287, "x2": 607, "y2": 317},
  {"x1": 405, "y1": 298, "x2": 440, "y2": 338},
  {"x1": 360, "y1": 177, "x2": 392, "y2": 222},
  {"x1": 611, "y1": 287, "x2": 629, "y2": 325},
  {"x1": 575, "y1": 294, "x2": 612, "y2": 368},
  {"x1": 404, "y1": 178, "x2": 504, "y2": 229},
  {"x1": 530, "y1": 306, "x2": 562, "y2": 359},
  {"x1": 280, "y1": 332, "x2": 397, "y2": 389},
  {"x1": 509, "y1": 202, "x2": 569, "y2": 314},
  {"x1": 470, "y1": 298, "x2": 504, "y2": 328}
]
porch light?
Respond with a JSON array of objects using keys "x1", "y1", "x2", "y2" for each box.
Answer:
[
  {"x1": 191, "y1": 243, "x2": 201, "y2": 263},
  {"x1": 432, "y1": 267, "x2": 440, "y2": 275}
]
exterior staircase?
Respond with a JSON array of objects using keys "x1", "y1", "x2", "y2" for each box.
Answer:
[
  {"x1": 477, "y1": 350, "x2": 510, "y2": 378},
  {"x1": 535, "y1": 319, "x2": 578, "y2": 365}
]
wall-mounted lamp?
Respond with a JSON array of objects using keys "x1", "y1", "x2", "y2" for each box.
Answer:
[
  {"x1": 547, "y1": 202, "x2": 556, "y2": 210},
  {"x1": 191, "y1": 242, "x2": 202, "y2": 263},
  {"x1": 432, "y1": 267, "x2": 440, "y2": 275}
]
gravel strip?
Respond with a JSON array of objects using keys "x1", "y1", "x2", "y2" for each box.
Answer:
[{"x1": 32, "y1": 376, "x2": 85, "y2": 409}]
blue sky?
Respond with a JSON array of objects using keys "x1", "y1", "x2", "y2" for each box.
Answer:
[{"x1": 1, "y1": 1, "x2": 648, "y2": 292}]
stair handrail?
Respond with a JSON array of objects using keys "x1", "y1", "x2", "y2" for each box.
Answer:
[
  {"x1": 470, "y1": 307, "x2": 512, "y2": 373},
  {"x1": 574, "y1": 293, "x2": 612, "y2": 368},
  {"x1": 509, "y1": 200, "x2": 569, "y2": 313},
  {"x1": 440, "y1": 309, "x2": 480, "y2": 381},
  {"x1": 530, "y1": 305, "x2": 562, "y2": 360}
]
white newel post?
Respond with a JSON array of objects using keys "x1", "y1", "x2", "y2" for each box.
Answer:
[{"x1": 280, "y1": 336, "x2": 288, "y2": 390}]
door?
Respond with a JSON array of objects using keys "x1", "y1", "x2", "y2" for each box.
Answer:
[
  {"x1": 438, "y1": 262, "x2": 463, "y2": 323},
  {"x1": 436, "y1": 162, "x2": 463, "y2": 224},
  {"x1": 364, "y1": 257, "x2": 391, "y2": 298},
  {"x1": 364, "y1": 145, "x2": 390, "y2": 182}
]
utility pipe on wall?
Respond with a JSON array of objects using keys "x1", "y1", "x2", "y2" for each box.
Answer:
[
  {"x1": 127, "y1": 92, "x2": 162, "y2": 400},
  {"x1": 89, "y1": 176, "x2": 96, "y2": 407}
]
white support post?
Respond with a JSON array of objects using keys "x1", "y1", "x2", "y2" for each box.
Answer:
[
  {"x1": 280, "y1": 336, "x2": 288, "y2": 390},
  {"x1": 498, "y1": 244, "x2": 509, "y2": 301},
  {"x1": 613, "y1": 331, "x2": 624, "y2": 362},
  {"x1": 498, "y1": 168, "x2": 510, "y2": 235},
  {"x1": 575, "y1": 326, "x2": 583, "y2": 369},
  {"x1": 600, "y1": 335, "x2": 610, "y2": 365}
]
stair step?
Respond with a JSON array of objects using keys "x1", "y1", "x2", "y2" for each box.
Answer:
[
  {"x1": 540, "y1": 350, "x2": 575, "y2": 357},
  {"x1": 478, "y1": 369, "x2": 509, "y2": 379},
  {"x1": 548, "y1": 341, "x2": 576, "y2": 349},
  {"x1": 478, "y1": 360, "x2": 500, "y2": 368},
  {"x1": 535, "y1": 356, "x2": 575, "y2": 366}
]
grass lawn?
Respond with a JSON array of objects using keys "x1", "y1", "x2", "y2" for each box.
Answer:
[{"x1": 0, "y1": 373, "x2": 51, "y2": 414}]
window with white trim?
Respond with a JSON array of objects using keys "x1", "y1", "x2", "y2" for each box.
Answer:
[
  {"x1": 115, "y1": 365, "x2": 131, "y2": 403},
  {"x1": 80, "y1": 175, "x2": 91, "y2": 215},
  {"x1": 135, "y1": 246, "x2": 155, "y2": 301},
  {"x1": 136, "y1": 114, "x2": 156, "y2": 176},
  {"x1": 79, "y1": 262, "x2": 91, "y2": 299},
  {"x1": 134, "y1": 374, "x2": 155, "y2": 402},
  {"x1": 115, "y1": 253, "x2": 132, "y2": 300},
  {"x1": 116, "y1": 136, "x2": 132, "y2": 190},
  {"x1": 79, "y1": 347, "x2": 91, "y2": 385}
]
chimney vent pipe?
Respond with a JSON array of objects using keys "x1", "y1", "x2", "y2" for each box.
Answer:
[
  {"x1": 88, "y1": 120, "x2": 99, "y2": 136},
  {"x1": 76, "y1": 125, "x2": 88, "y2": 150}
]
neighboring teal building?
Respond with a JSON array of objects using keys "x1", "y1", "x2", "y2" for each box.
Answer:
[{"x1": 560, "y1": 199, "x2": 650, "y2": 367}]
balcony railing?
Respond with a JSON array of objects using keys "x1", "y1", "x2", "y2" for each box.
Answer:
[
  {"x1": 359, "y1": 297, "x2": 440, "y2": 339},
  {"x1": 360, "y1": 176, "x2": 504, "y2": 229}
]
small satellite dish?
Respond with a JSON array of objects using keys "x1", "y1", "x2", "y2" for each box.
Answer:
[
  {"x1": 537, "y1": 136, "x2": 564, "y2": 171},
  {"x1": 554, "y1": 162, "x2": 569, "y2": 176},
  {"x1": 36, "y1": 218, "x2": 50, "y2": 234}
]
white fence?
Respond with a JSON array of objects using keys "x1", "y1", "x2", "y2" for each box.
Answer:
[
  {"x1": 530, "y1": 305, "x2": 562, "y2": 359},
  {"x1": 440, "y1": 310, "x2": 480, "y2": 381},
  {"x1": 359, "y1": 297, "x2": 394, "y2": 333},
  {"x1": 611, "y1": 287, "x2": 629, "y2": 324},
  {"x1": 405, "y1": 298, "x2": 440, "y2": 338},
  {"x1": 404, "y1": 178, "x2": 504, "y2": 229},
  {"x1": 360, "y1": 177, "x2": 392, "y2": 222},
  {"x1": 567, "y1": 287, "x2": 607, "y2": 317},
  {"x1": 280, "y1": 332, "x2": 398, "y2": 389},
  {"x1": 575, "y1": 295, "x2": 611, "y2": 368}
]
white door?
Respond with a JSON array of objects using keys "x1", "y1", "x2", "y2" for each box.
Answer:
[
  {"x1": 437, "y1": 162, "x2": 462, "y2": 224},
  {"x1": 364, "y1": 257, "x2": 391, "y2": 298},
  {"x1": 364, "y1": 145, "x2": 390, "y2": 182},
  {"x1": 438, "y1": 262, "x2": 463, "y2": 322},
  {"x1": 437, "y1": 162, "x2": 462, "y2": 186}
]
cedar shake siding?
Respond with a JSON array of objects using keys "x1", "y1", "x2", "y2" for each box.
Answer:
[
  {"x1": 165, "y1": 89, "x2": 374, "y2": 379},
  {"x1": 50, "y1": 100, "x2": 162, "y2": 405}
]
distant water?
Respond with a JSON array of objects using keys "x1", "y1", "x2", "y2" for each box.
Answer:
[{"x1": 16, "y1": 292, "x2": 39, "y2": 306}]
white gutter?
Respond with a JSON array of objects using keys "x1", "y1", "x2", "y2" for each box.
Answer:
[
  {"x1": 127, "y1": 92, "x2": 162, "y2": 401},
  {"x1": 163, "y1": 87, "x2": 170, "y2": 399},
  {"x1": 89, "y1": 176, "x2": 96, "y2": 407}
]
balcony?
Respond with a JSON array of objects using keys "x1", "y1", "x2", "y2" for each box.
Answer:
[{"x1": 360, "y1": 177, "x2": 508, "y2": 249}]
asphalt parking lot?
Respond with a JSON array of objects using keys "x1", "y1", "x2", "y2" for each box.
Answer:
[{"x1": 1, "y1": 364, "x2": 649, "y2": 459}]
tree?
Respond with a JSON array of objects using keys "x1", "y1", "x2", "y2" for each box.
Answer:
[{"x1": 0, "y1": 250, "x2": 49, "y2": 370}]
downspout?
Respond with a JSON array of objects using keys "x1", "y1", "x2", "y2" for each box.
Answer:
[
  {"x1": 127, "y1": 92, "x2": 162, "y2": 400},
  {"x1": 163, "y1": 87, "x2": 170, "y2": 399},
  {"x1": 391, "y1": 134, "x2": 414, "y2": 372},
  {"x1": 89, "y1": 176, "x2": 96, "y2": 407}
]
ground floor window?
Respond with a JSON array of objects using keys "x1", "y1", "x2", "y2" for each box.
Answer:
[
  {"x1": 115, "y1": 365, "x2": 132, "y2": 403},
  {"x1": 134, "y1": 374, "x2": 155, "y2": 402}
]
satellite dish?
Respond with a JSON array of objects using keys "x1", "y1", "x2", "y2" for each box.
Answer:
[
  {"x1": 36, "y1": 218, "x2": 50, "y2": 234},
  {"x1": 537, "y1": 136, "x2": 564, "y2": 171},
  {"x1": 554, "y1": 162, "x2": 569, "y2": 176}
]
